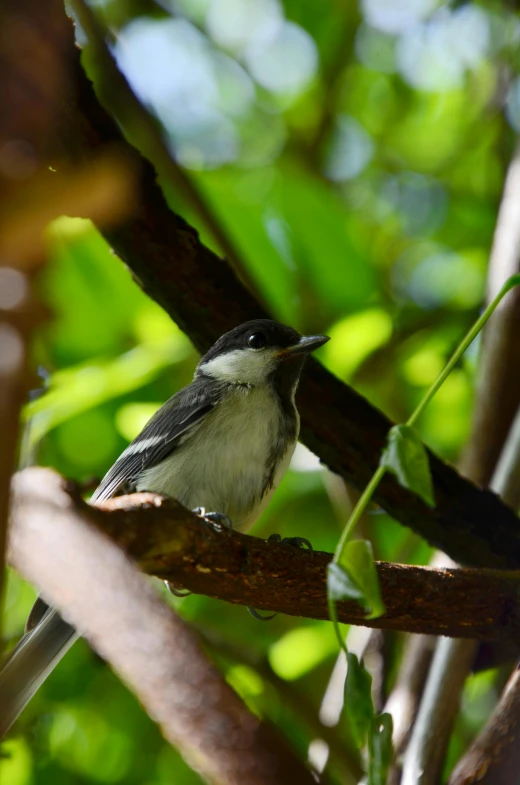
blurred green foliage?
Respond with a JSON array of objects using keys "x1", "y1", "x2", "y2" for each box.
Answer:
[{"x1": 2, "y1": 0, "x2": 518, "y2": 781}]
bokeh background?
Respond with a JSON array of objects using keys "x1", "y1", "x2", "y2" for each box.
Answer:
[{"x1": 2, "y1": 0, "x2": 517, "y2": 782}]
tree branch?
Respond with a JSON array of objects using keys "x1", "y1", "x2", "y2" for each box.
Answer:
[
  {"x1": 52, "y1": 16, "x2": 520, "y2": 571},
  {"x1": 8, "y1": 467, "x2": 315, "y2": 785},
  {"x1": 8, "y1": 468, "x2": 520, "y2": 643},
  {"x1": 448, "y1": 665, "x2": 520, "y2": 785}
]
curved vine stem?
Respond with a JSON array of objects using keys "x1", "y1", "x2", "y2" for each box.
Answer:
[{"x1": 330, "y1": 274, "x2": 520, "y2": 618}]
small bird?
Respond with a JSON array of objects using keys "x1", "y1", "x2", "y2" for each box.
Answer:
[{"x1": 0, "y1": 319, "x2": 328, "y2": 735}]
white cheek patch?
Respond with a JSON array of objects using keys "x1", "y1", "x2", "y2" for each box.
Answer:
[{"x1": 199, "y1": 349, "x2": 277, "y2": 386}]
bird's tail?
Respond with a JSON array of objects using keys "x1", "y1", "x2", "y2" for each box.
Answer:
[{"x1": 0, "y1": 608, "x2": 77, "y2": 737}]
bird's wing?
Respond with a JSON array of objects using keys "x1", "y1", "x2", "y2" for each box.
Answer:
[{"x1": 90, "y1": 377, "x2": 221, "y2": 503}]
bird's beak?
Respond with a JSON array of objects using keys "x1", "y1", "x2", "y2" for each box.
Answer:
[{"x1": 277, "y1": 334, "x2": 330, "y2": 357}]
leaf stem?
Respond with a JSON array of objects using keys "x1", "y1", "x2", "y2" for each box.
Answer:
[
  {"x1": 407, "y1": 274, "x2": 520, "y2": 428},
  {"x1": 333, "y1": 465, "x2": 387, "y2": 564},
  {"x1": 329, "y1": 273, "x2": 520, "y2": 636},
  {"x1": 332, "y1": 274, "x2": 520, "y2": 569},
  {"x1": 328, "y1": 593, "x2": 347, "y2": 654}
]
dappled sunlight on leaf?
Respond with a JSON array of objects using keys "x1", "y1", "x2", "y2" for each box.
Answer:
[
  {"x1": 268, "y1": 623, "x2": 338, "y2": 681},
  {"x1": 323, "y1": 309, "x2": 393, "y2": 379},
  {"x1": 25, "y1": 335, "x2": 191, "y2": 446}
]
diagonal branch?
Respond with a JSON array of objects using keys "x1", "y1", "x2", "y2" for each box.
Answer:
[
  {"x1": 8, "y1": 467, "x2": 315, "y2": 785},
  {"x1": 448, "y1": 663, "x2": 520, "y2": 785},
  {"x1": 9, "y1": 468, "x2": 520, "y2": 643},
  {"x1": 51, "y1": 15, "x2": 520, "y2": 570}
]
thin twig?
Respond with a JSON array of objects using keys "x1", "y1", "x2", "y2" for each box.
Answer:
[{"x1": 385, "y1": 635, "x2": 437, "y2": 785}]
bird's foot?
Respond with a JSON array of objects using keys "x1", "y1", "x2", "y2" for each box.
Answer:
[
  {"x1": 248, "y1": 534, "x2": 313, "y2": 621},
  {"x1": 267, "y1": 533, "x2": 313, "y2": 551},
  {"x1": 192, "y1": 507, "x2": 233, "y2": 531},
  {"x1": 164, "y1": 508, "x2": 233, "y2": 598}
]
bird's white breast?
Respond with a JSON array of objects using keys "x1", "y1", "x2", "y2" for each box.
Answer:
[{"x1": 137, "y1": 384, "x2": 298, "y2": 532}]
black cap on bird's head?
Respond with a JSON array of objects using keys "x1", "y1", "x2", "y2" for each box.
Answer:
[{"x1": 197, "y1": 319, "x2": 329, "y2": 388}]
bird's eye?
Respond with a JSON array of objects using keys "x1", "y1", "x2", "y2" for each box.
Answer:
[{"x1": 248, "y1": 332, "x2": 267, "y2": 349}]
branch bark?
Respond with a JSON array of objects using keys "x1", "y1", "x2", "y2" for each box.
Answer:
[
  {"x1": 8, "y1": 467, "x2": 315, "y2": 785},
  {"x1": 447, "y1": 665, "x2": 520, "y2": 785},
  {"x1": 51, "y1": 14, "x2": 520, "y2": 572},
  {"x1": 8, "y1": 468, "x2": 520, "y2": 643}
]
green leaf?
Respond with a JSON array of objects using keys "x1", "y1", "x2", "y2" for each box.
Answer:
[
  {"x1": 380, "y1": 424, "x2": 435, "y2": 507},
  {"x1": 329, "y1": 540, "x2": 385, "y2": 619},
  {"x1": 368, "y1": 713, "x2": 393, "y2": 785},
  {"x1": 344, "y1": 653, "x2": 374, "y2": 748},
  {"x1": 327, "y1": 562, "x2": 365, "y2": 603},
  {"x1": 278, "y1": 163, "x2": 376, "y2": 314}
]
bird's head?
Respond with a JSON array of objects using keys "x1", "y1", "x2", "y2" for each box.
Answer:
[{"x1": 196, "y1": 319, "x2": 329, "y2": 391}]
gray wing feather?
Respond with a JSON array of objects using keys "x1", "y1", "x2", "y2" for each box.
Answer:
[
  {"x1": 91, "y1": 378, "x2": 221, "y2": 503},
  {"x1": 0, "y1": 375, "x2": 222, "y2": 739}
]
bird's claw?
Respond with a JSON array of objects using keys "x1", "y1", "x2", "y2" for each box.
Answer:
[
  {"x1": 164, "y1": 581, "x2": 192, "y2": 597},
  {"x1": 248, "y1": 607, "x2": 277, "y2": 622},
  {"x1": 166, "y1": 508, "x2": 233, "y2": 597},
  {"x1": 192, "y1": 507, "x2": 233, "y2": 531}
]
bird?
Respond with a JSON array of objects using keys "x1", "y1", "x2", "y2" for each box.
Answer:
[{"x1": 0, "y1": 318, "x2": 329, "y2": 736}]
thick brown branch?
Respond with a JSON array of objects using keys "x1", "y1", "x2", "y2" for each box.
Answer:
[
  {"x1": 53, "y1": 19, "x2": 520, "y2": 570},
  {"x1": 10, "y1": 468, "x2": 520, "y2": 643},
  {"x1": 9, "y1": 467, "x2": 315, "y2": 785},
  {"x1": 448, "y1": 666, "x2": 520, "y2": 785}
]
